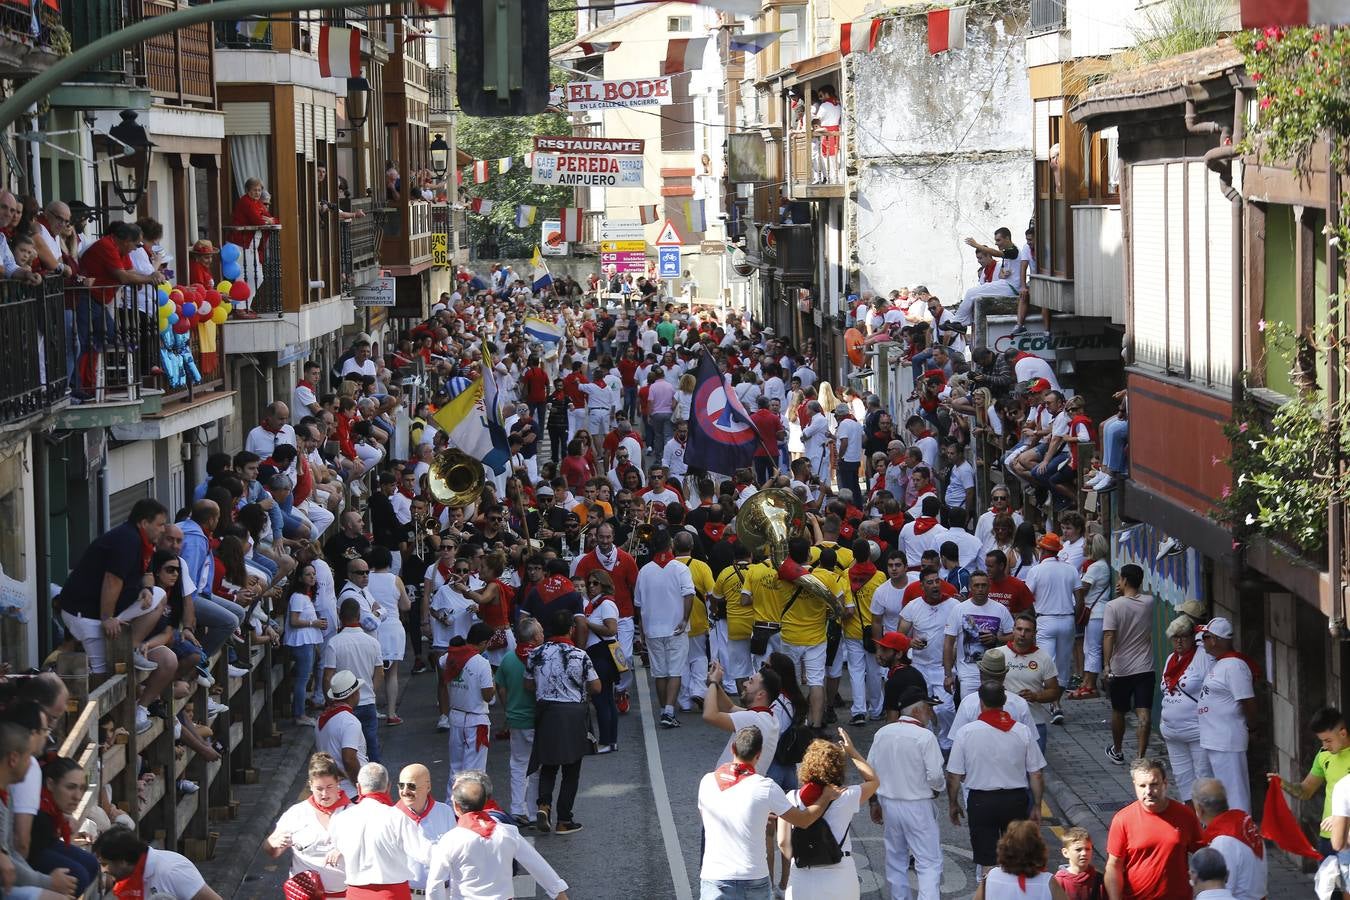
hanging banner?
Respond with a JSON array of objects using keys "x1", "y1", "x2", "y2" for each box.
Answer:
[
  {"x1": 533, "y1": 136, "x2": 645, "y2": 155},
  {"x1": 565, "y1": 77, "x2": 674, "y2": 110},
  {"x1": 532, "y1": 153, "x2": 644, "y2": 187}
]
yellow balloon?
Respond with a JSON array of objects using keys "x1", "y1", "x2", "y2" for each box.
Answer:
[
  {"x1": 216, "y1": 280, "x2": 232, "y2": 295},
  {"x1": 211, "y1": 304, "x2": 230, "y2": 325}
]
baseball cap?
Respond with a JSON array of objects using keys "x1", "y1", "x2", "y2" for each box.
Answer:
[
  {"x1": 875, "y1": 631, "x2": 912, "y2": 654},
  {"x1": 1037, "y1": 532, "x2": 1063, "y2": 553},
  {"x1": 978, "y1": 647, "x2": 1008, "y2": 676},
  {"x1": 894, "y1": 685, "x2": 937, "y2": 710},
  {"x1": 1027, "y1": 378, "x2": 1052, "y2": 393},
  {"x1": 326, "y1": 669, "x2": 363, "y2": 701},
  {"x1": 1199, "y1": 617, "x2": 1234, "y2": 640},
  {"x1": 535, "y1": 485, "x2": 554, "y2": 497}
]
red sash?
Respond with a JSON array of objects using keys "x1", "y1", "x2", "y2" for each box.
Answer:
[
  {"x1": 1162, "y1": 649, "x2": 1196, "y2": 694},
  {"x1": 978, "y1": 709, "x2": 1015, "y2": 732},
  {"x1": 112, "y1": 850, "x2": 150, "y2": 900},
  {"x1": 457, "y1": 810, "x2": 497, "y2": 839},
  {"x1": 359, "y1": 790, "x2": 395, "y2": 806},
  {"x1": 1204, "y1": 808, "x2": 1264, "y2": 859},
  {"x1": 317, "y1": 704, "x2": 353, "y2": 729},
  {"x1": 440, "y1": 644, "x2": 482, "y2": 684},
  {"x1": 713, "y1": 762, "x2": 756, "y2": 791}
]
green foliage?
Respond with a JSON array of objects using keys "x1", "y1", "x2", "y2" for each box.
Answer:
[{"x1": 1128, "y1": 0, "x2": 1232, "y2": 64}]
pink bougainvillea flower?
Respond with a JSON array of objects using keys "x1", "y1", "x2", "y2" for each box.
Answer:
[
  {"x1": 1239, "y1": 422, "x2": 1249, "y2": 433},
  {"x1": 1257, "y1": 318, "x2": 1267, "y2": 332},
  {"x1": 1260, "y1": 96, "x2": 1273, "y2": 111},
  {"x1": 1221, "y1": 484, "x2": 1231, "y2": 498},
  {"x1": 1254, "y1": 39, "x2": 1267, "y2": 52}
]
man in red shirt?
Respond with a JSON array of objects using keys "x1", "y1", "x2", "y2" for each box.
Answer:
[
  {"x1": 520, "y1": 353, "x2": 550, "y2": 428},
  {"x1": 561, "y1": 361, "x2": 588, "y2": 442},
  {"x1": 983, "y1": 549, "x2": 1035, "y2": 615},
  {"x1": 602, "y1": 414, "x2": 644, "y2": 470},
  {"x1": 75, "y1": 221, "x2": 164, "y2": 397},
  {"x1": 749, "y1": 396, "x2": 783, "y2": 485},
  {"x1": 572, "y1": 522, "x2": 640, "y2": 712},
  {"x1": 1105, "y1": 757, "x2": 1203, "y2": 900},
  {"x1": 616, "y1": 346, "x2": 640, "y2": 420}
]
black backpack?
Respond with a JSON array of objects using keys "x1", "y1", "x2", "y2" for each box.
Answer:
[
  {"x1": 790, "y1": 806, "x2": 849, "y2": 868},
  {"x1": 772, "y1": 697, "x2": 811, "y2": 767}
]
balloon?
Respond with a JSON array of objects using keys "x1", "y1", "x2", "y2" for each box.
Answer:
[
  {"x1": 216, "y1": 280, "x2": 232, "y2": 295},
  {"x1": 212, "y1": 304, "x2": 229, "y2": 325},
  {"x1": 169, "y1": 289, "x2": 184, "y2": 303},
  {"x1": 220, "y1": 243, "x2": 240, "y2": 263},
  {"x1": 221, "y1": 262, "x2": 241, "y2": 281},
  {"x1": 158, "y1": 290, "x2": 171, "y2": 307},
  {"x1": 172, "y1": 318, "x2": 191, "y2": 334},
  {"x1": 182, "y1": 302, "x2": 197, "y2": 319},
  {"x1": 229, "y1": 280, "x2": 252, "y2": 302},
  {"x1": 167, "y1": 312, "x2": 179, "y2": 326},
  {"x1": 207, "y1": 290, "x2": 222, "y2": 307}
]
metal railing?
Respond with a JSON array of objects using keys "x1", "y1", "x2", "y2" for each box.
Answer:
[
  {"x1": 1030, "y1": 0, "x2": 1065, "y2": 34},
  {"x1": 428, "y1": 64, "x2": 454, "y2": 115},
  {"x1": 789, "y1": 127, "x2": 841, "y2": 187},
  {"x1": 65, "y1": 283, "x2": 142, "y2": 405},
  {"x1": 345, "y1": 198, "x2": 380, "y2": 278},
  {"x1": 0, "y1": 275, "x2": 68, "y2": 425},
  {"x1": 221, "y1": 225, "x2": 283, "y2": 315},
  {"x1": 214, "y1": 17, "x2": 272, "y2": 49}
]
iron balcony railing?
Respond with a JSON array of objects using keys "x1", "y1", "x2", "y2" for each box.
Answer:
[
  {"x1": 221, "y1": 225, "x2": 283, "y2": 315},
  {"x1": 1029, "y1": 0, "x2": 1065, "y2": 34},
  {"x1": 428, "y1": 65, "x2": 454, "y2": 116},
  {"x1": 64, "y1": 282, "x2": 141, "y2": 406},
  {"x1": 63, "y1": 0, "x2": 133, "y2": 79},
  {"x1": 214, "y1": 17, "x2": 271, "y2": 49},
  {"x1": 0, "y1": 275, "x2": 67, "y2": 425}
]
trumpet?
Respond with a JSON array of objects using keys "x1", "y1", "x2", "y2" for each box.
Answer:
[{"x1": 411, "y1": 515, "x2": 439, "y2": 557}]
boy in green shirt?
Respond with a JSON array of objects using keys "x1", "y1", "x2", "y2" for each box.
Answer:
[
  {"x1": 495, "y1": 616, "x2": 542, "y2": 827},
  {"x1": 1269, "y1": 706, "x2": 1350, "y2": 850}
]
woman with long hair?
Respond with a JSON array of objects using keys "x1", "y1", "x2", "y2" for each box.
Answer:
[
  {"x1": 675, "y1": 372, "x2": 696, "y2": 423},
  {"x1": 1010, "y1": 522, "x2": 1039, "y2": 578},
  {"x1": 27, "y1": 757, "x2": 100, "y2": 893},
  {"x1": 263, "y1": 752, "x2": 351, "y2": 896},
  {"x1": 763, "y1": 651, "x2": 807, "y2": 791},
  {"x1": 982, "y1": 514, "x2": 1021, "y2": 573},
  {"x1": 580, "y1": 569, "x2": 620, "y2": 753},
  {"x1": 131, "y1": 552, "x2": 187, "y2": 732},
  {"x1": 776, "y1": 732, "x2": 878, "y2": 899},
  {"x1": 1070, "y1": 533, "x2": 1112, "y2": 700},
  {"x1": 786, "y1": 389, "x2": 806, "y2": 465},
  {"x1": 973, "y1": 819, "x2": 1067, "y2": 899},
  {"x1": 454, "y1": 550, "x2": 516, "y2": 665},
  {"x1": 366, "y1": 546, "x2": 411, "y2": 726},
  {"x1": 285, "y1": 562, "x2": 327, "y2": 726},
  {"x1": 559, "y1": 438, "x2": 593, "y2": 492},
  {"x1": 140, "y1": 548, "x2": 202, "y2": 681}
]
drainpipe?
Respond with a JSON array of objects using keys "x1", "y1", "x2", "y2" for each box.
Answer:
[{"x1": 1327, "y1": 139, "x2": 1344, "y2": 639}]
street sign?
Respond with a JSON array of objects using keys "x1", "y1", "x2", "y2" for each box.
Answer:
[
  {"x1": 601, "y1": 239, "x2": 646, "y2": 273},
  {"x1": 658, "y1": 246, "x2": 681, "y2": 278},
  {"x1": 353, "y1": 277, "x2": 395, "y2": 307},
  {"x1": 600, "y1": 219, "x2": 644, "y2": 241},
  {"x1": 541, "y1": 218, "x2": 567, "y2": 256},
  {"x1": 600, "y1": 240, "x2": 645, "y2": 253},
  {"x1": 654, "y1": 219, "x2": 682, "y2": 246}
]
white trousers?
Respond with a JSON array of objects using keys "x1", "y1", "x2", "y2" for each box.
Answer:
[
  {"x1": 708, "y1": 621, "x2": 732, "y2": 692},
  {"x1": 838, "y1": 638, "x2": 879, "y2": 717},
  {"x1": 302, "y1": 499, "x2": 335, "y2": 539},
  {"x1": 616, "y1": 617, "x2": 635, "y2": 694},
  {"x1": 508, "y1": 728, "x2": 540, "y2": 817},
  {"x1": 957, "y1": 279, "x2": 1018, "y2": 325},
  {"x1": 1206, "y1": 747, "x2": 1251, "y2": 813},
  {"x1": 880, "y1": 796, "x2": 942, "y2": 900},
  {"x1": 678, "y1": 632, "x2": 710, "y2": 707},
  {"x1": 567, "y1": 408, "x2": 586, "y2": 441},
  {"x1": 1037, "y1": 614, "x2": 1075, "y2": 699},
  {"x1": 447, "y1": 713, "x2": 489, "y2": 795},
  {"x1": 587, "y1": 409, "x2": 610, "y2": 439},
  {"x1": 1163, "y1": 734, "x2": 1213, "y2": 802}
]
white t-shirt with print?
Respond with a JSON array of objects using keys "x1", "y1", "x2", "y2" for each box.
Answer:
[
  {"x1": 430, "y1": 584, "x2": 480, "y2": 649},
  {"x1": 1198, "y1": 656, "x2": 1256, "y2": 752},
  {"x1": 945, "y1": 599, "x2": 1014, "y2": 686},
  {"x1": 446, "y1": 652, "x2": 493, "y2": 725},
  {"x1": 716, "y1": 707, "x2": 781, "y2": 773}
]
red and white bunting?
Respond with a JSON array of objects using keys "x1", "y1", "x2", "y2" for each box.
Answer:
[
  {"x1": 638, "y1": 204, "x2": 659, "y2": 225},
  {"x1": 577, "y1": 41, "x2": 621, "y2": 55},
  {"x1": 1240, "y1": 0, "x2": 1350, "y2": 25},
  {"x1": 663, "y1": 37, "x2": 708, "y2": 75},
  {"x1": 318, "y1": 26, "x2": 361, "y2": 79},
  {"x1": 473, "y1": 160, "x2": 490, "y2": 184},
  {"x1": 927, "y1": 6, "x2": 967, "y2": 55},
  {"x1": 470, "y1": 198, "x2": 494, "y2": 215},
  {"x1": 840, "y1": 18, "x2": 882, "y2": 56},
  {"x1": 559, "y1": 208, "x2": 585, "y2": 242}
]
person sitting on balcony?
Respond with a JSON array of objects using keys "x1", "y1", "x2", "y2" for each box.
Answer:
[
  {"x1": 811, "y1": 84, "x2": 842, "y2": 185},
  {"x1": 188, "y1": 239, "x2": 218, "y2": 287},
  {"x1": 341, "y1": 339, "x2": 377, "y2": 380},
  {"x1": 958, "y1": 227, "x2": 1037, "y2": 337},
  {"x1": 246, "y1": 401, "x2": 297, "y2": 457}
]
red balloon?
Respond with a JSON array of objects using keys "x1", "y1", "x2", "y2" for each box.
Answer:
[
  {"x1": 207, "y1": 290, "x2": 222, "y2": 307},
  {"x1": 228, "y1": 280, "x2": 252, "y2": 302},
  {"x1": 169, "y1": 289, "x2": 184, "y2": 304},
  {"x1": 172, "y1": 318, "x2": 191, "y2": 334}
]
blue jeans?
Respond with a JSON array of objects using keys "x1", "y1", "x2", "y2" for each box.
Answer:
[
  {"x1": 1102, "y1": 416, "x2": 1129, "y2": 473},
  {"x1": 700, "y1": 876, "x2": 771, "y2": 900},
  {"x1": 354, "y1": 702, "x2": 381, "y2": 762},
  {"x1": 194, "y1": 593, "x2": 245, "y2": 658},
  {"x1": 624, "y1": 385, "x2": 638, "y2": 419},
  {"x1": 650, "y1": 413, "x2": 673, "y2": 454},
  {"x1": 1035, "y1": 722, "x2": 1048, "y2": 756},
  {"x1": 290, "y1": 643, "x2": 317, "y2": 718},
  {"x1": 36, "y1": 842, "x2": 100, "y2": 894}
]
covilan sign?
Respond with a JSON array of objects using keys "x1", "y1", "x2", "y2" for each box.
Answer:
[{"x1": 565, "y1": 77, "x2": 673, "y2": 110}]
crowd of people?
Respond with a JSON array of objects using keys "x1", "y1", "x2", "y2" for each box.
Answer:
[{"x1": 16, "y1": 246, "x2": 1337, "y2": 899}]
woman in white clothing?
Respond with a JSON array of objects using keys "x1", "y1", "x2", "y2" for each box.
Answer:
[
  {"x1": 284, "y1": 563, "x2": 327, "y2": 726},
  {"x1": 776, "y1": 730, "x2": 879, "y2": 900},
  {"x1": 365, "y1": 546, "x2": 411, "y2": 726},
  {"x1": 1158, "y1": 615, "x2": 1213, "y2": 803},
  {"x1": 674, "y1": 372, "x2": 695, "y2": 423},
  {"x1": 1069, "y1": 534, "x2": 1111, "y2": 700},
  {"x1": 786, "y1": 390, "x2": 806, "y2": 460},
  {"x1": 581, "y1": 570, "x2": 620, "y2": 753},
  {"x1": 973, "y1": 820, "x2": 1067, "y2": 899},
  {"x1": 263, "y1": 752, "x2": 350, "y2": 896}
]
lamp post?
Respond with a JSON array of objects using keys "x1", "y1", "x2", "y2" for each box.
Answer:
[
  {"x1": 429, "y1": 134, "x2": 449, "y2": 178},
  {"x1": 345, "y1": 76, "x2": 371, "y2": 131},
  {"x1": 83, "y1": 109, "x2": 153, "y2": 217}
]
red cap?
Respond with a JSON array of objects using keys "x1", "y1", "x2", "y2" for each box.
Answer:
[
  {"x1": 875, "y1": 631, "x2": 912, "y2": 653},
  {"x1": 1028, "y1": 378, "x2": 1052, "y2": 393}
]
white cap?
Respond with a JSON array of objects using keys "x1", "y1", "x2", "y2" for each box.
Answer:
[{"x1": 1199, "y1": 617, "x2": 1234, "y2": 640}]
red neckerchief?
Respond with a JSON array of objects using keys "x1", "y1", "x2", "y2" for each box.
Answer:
[
  {"x1": 1217, "y1": 650, "x2": 1263, "y2": 679},
  {"x1": 360, "y1": 790, "x2": 395, "y2": 806},
  {"x1": 584, "y1": 594, "x2": 613, "y2": 617},
  {"x1": 297, "y1": 379, "x2": 315, "y2": 391},
  {"x1": 538, "y1": 574, "x2": 575, "y2": 603},
  {"x1": 777, "y1": 558, "x2": 809, "y2": 581},
  {"x1": 652, "y1": 551, "x2": 675, "y2": 567},
  {"x1": 713, "y1": 762, "x2": 756, "y2": 791},
  {"x1": 882, "y1": 512, "x2": 907, "y2": 531},
  {"x1": 398, "y1": 796, "x2": 437, "y2": 824},
  {"x1": 112, "y1": 850, "x2": 149, "y2": 899},
  {"x1": 436, "y1": 561, "x2": 454, "y2": 582},
  {"x1": 547, "y1": 635, "x2": 575, "y2": 647},
  {"x1": 747, "y1": 705, "x2": 772, "y2": 713},
  {"x1": 398, "y1": 488, "x2": 416, "y2": 500},
  {"x1": 39, "y1": 788, "x2": 71, "y2": 844},
  {"x1": 309, "y1": 789, "x2": 351, "y2": 815},
  {"x1": 1162, "y1": 649, "x2": 1197, "y2": 694},
  {"x1": 457, "y1": 810, "x2": 497, "y2": 839},
  {"x1": 849, "y1": 561, "x2": 878, "y2": 593},
  {"x1": 977, "y1": 709, "x2": 1015, "y2": 732},
  {"x1": 887, "y1": 661, "x2": 909, "y2": 678},
  {"x1": 913, "y1": 517, "x2": 939, "y2": 535},
  {"x1": 1007, "y1": 639, "x2": 1040, "y2": 656},
  {"x1": 1203, "y1": 808, "x2": 1265, "y2": 859},
  {"x1": 914, "y1": 430, "x2": 935, "y2": 440},
  {"x1": 514, "y1": 640, "x2": 538, "y2": 663},
  {"x1": 703, "y1": 522, "x2": 727, "y2": 542},
  {"x1": 140, "y1": 530, "x2": 154, "y2": 573},
  {"x1": 318, "y1": 703, "x2": 353, "y2": 729},
  {"x1": 440, "y1": 644, "x2": 482, "y2": 683}
]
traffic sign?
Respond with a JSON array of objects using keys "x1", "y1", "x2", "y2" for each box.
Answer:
[
  {"x1": 654, "y1": 219, "x2": 683, "y2": 246},
  {"x1": 600, "y1": 219, "x2": 644, "y2": 241},
  {"x1": 658, "y1": 246, "x2": 681, "y2": 278}
]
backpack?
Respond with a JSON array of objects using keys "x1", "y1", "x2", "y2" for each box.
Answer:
[
  {"x1": 790, "y1": 808, "x2": 849, "y2": 868},
  {"x1": 772, "y1": 697, "x2": 811, "y2": 767}
]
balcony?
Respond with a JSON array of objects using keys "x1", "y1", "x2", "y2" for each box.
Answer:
[
  {"x1": 0, "y1": 276, "x2": 68, "y2": 429},
  {"x1": 429, "y1": 65, "x2": 455, "y2": 117},
  {"x1": 379, "y1": 200, "x2": 434, "y2": 275},
  {"x1": 341, "y1": 199, "x2": 380, "y2": 291},
  {"x1": 136, "y1": 0, "x2": 214, "y2": 106},
  {"x1": 764, "y1": 224, "x2": 814, "y2": 279},
  {"x1": 221, "y1": 225, "x2": 282, "y2": 315},
  {"x1": 214, "y1": 17, "x2": 271, "y2": 50},
  {"x1": 54, "y1": 284, "x2": 146, "y2": 431},
  {"x1": 63, "y1": 0, "x2": 134, "y2": 81},
  {"x1": 1030, "y1": 0, "x2": 1065, "y2": 35},
  {"x1": 0, "y1": 0, "x2": 64, "y2": 77}
]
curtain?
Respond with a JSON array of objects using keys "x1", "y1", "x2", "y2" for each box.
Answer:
[{"x1": 227, "y1": 135, "x2": 269, "y2": 199}]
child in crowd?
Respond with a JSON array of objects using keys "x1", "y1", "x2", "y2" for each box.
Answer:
[{"x1": 1053, "y1": 827, "x2": 1105, "y2": 900}]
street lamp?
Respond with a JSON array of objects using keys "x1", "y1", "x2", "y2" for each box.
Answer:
[
  {"x1": 429, "y1": 134, "x2": 449, "y2": 178},
  {"x1": 100, "y1": 110, "x2": 153, "y2": 213},
  {"x1": 346, "y1": 76, "x2": 371, "y2": 130}
]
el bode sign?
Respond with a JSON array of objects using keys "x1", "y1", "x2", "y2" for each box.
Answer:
[{"x1": 565, "y1": 77, "x2": 673, "y2": 110}]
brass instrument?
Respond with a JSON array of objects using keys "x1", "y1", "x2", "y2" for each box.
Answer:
[
  {"x1": 427, "y1": 448, "x2": 486, "y2": 507},
  {"x1": 411, "y1": 514, "x2": 439, "y2": 557},
  {"x1": 735, "y1": 488, "x2": 847, "y2": 620}
]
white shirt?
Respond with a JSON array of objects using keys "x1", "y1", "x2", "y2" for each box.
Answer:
[
  {"x1": 662, "y1": 438, "x2": 689, "y2": 479},
  {"x1": 141, "y1": 847, "x2": 208, "y2": 897},
  {"x1": 634, "y1": 559, "x2": 696, "y2": 638},
  {"x1": 1058, "y1": 536, "x2": 1085, "y2": 572},
  {"x1": 327, "y1": 797, "x2": 434, "y2": 886},
  {"x1": 292, "y1": 382, "x2": 319, "y2": 423},
  {"x1": 1198, "y1": 656, "x2": 1255, "y2": 752},
  {"x1": 321, "y1": 627, "x2": 384, "y2": 707},
  {"x1": 869, "y1": 580, "x2": 910, "y2": 634},
  {"x1": 950, "y1": 690, "x2": 1037, "y2": 735},
  {"x1": 1023, "y1": 557, "x2": 1080, "y2": 617},
  {"x1": 9, "y1": 756, "x2": 40, "y2": 814},
  {"x1": 866, "y1": 718, "x2": 945, "y2": 800},
  {"x1": 913, "y1": 434, "x2": 939, "y2": 471},
  {"x1": 430, "y1": 584, "x2": 480, "y2": 648},
  {"x1": 1159, "y1": 648, "x2": 1213, "y2": 742},
  {"x1": 716, "y1": 708, "x2": 780, "y2": 773},
  {"x1": 944, "y1": 461, "x2": 975, "y2": 508},
  {"x1": 762, "y1": 375, "x2": 786, "y2": 407},
  {"x1": 583, "y1": 597, "x2": 618, "y2": 649},
  {"x1": 285, "y1": 593, "x2": 325, "y2": 647},
  {"x1": 944, "y1": 600, "x2": 1014, "y2": 686},
  {"x1": 314, "y1": 710, "x2": 367, "y2": 796},
  {"x1": 341, "y1": 357, "x2": 378, "y2": 379},
  {"x1": 427, "y1": 819, "x2": 569, "y2": 900},
  {"x1": 795, "y1": 365, "x2": 816, "y2": 389},
  {"x1": 947, "y1": 719, "x2": 1046, "y2": 790},
  {"x1": 835, "y1": 417, "x2": 864, "y2": 462},
  {"x1": 1207, "y1": 830, "x2": 1267, "y2": 900},
  {"x1": 246, "y1": 423, "x2": 298, "y2": 457},
  {"x1": 446, "y1": 652, "x2": 493, "y2": 723},
  {"x1": 1004, "y1": 645, "x2": 1059, "y2": 725},
  {"x1": 274, "y1": 800, "x2": 349, "y2": 892},
  {"x1": 900, "y1": 520, "x2": 949, "y2": 569},
  {"x1": 697, "y1": 772, "x2": 793, "y2": 882},
  {"x1": 1012, "y1": 354, "x2": 1060, "y2": 391},
  {"x1": 397, "y1": 799, "x2": 458, "y2": 891},
  {"x1": 898, "y1": 596, "x2": 958, "y2": 671},
  {"x1": 975, "y1": 509, "x2": 1024, "y2": 547},
  {"x1": 786, "y1": 784, "x2": 862, "y2": 864},
  {"x1": 947, "y1": 528, "x2": 985, "y2": 572}
]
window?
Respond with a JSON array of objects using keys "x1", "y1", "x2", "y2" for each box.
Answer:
[
  {"x1": 1033, "y1": 98, "x2": 1070, "y2": 278},
  {"x1": 778, "y1": 7, "x2": 806, "y2": 66},
  {"x1": 667, "y1": 15, "x2": 691, "y2": 32}
]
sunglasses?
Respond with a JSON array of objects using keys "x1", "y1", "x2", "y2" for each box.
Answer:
[
  {"x1": 454, "y1": 568, "x2": 470, "y2": 575},
  {"x1": 397, "y1": 782, "x2": 419, "y2": 791},
  {"x1": 350, "y1": 570, "x2": 370, "y2": 575},
  {"x1": 163, "y1": 566, "x2": 180, "y2": 573}
]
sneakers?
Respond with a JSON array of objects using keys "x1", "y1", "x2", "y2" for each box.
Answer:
[
  {"x1": 512, "y1": 814, "x2": 534, "y2": 829},
  {"x1": 135, "y1": 705, "x2": 152, "y2": 734},
  {"x1": 555, "y1": 821, "x2": 583, "y2": 835},
  {"x1": 295, "y1": 715, "x2": 316, "y2": 727},
  {"x1": 227, "y1": 664, "x2": 250, "y2": 678},
  {"x1": 386, "y1": 715, "x2": 403, "y2": 726},
  {"x1": 1105, "y1": 743, "x2": 1126, "y2": 765},
  {"x1": 177, "y1": 779, "x2": 199, "y2": 794},
  {"x1": 536, "y1": 805, "x2": 552, "y2": 833},
  {"x1": 1050, "y1": 705, "x2": 1065, "y2": 726},
  {"x1": 659, "y1": 713, "x2": 680, "y2": 729},
  {"x1": 1010, "y1": 324, "x2": 1028, "y2": 336},
  {"x1": 616, "y1": 692, "x2": 630, "y2": 715},
  {"x1": 207, "y1": 698, "x2": 228, "y2": 719},
  {"x1": 412, "y1": 661, "x2": 428, "y2": 675},
  {"x1": 596, "y1": 744, "x2": 617, "y2": 754},
  {"x1": 436, "y1": 714, "x2": 450, "y2": 732},
  {"x1": 132, "y1": 651, "x2": 158, "y2": 672},
  {"x1": 850, "y1": 713, "x2": 867, "y2": 727}
]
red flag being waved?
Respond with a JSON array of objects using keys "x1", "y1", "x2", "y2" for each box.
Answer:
[
  {"x1": 1261, "y1": 776, "x2": 1322, "y2": 859},
  {"x1": 927, "y1": 6, "x2": 968, "y2": 55}
]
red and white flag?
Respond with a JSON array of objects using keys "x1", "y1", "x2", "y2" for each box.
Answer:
[
  {"x1": 470, "y1": 198, "x2": 494, "y2": 215},
  {"x1": 840, "y1": 18, "x2": 882, "y2": 56},
  {"x1": 473, "y1": 160, "x2": 490, "y2": 184},
  {"x1": 638, "y1": 204, "x2": 659, "y2": 225},
  {"x1": 577, "y1": 41, "x2": 621, "y2": 55},
  {"x1": 318, "y1": 26, "x2": 361, "y2": 79},
  {"x1": 1240, "y1": 0, "x2": 1350, "y2": 25},
  {"x1": 664, "y1": 37, "x2": 708, "y2": 74},
  {"x1": 927, "y1": 6, "x2": 967, "y2": 54},
  {"x1": 559, "y1": 208, "x2": 584, "y2": 242},
  {"x1": 413, "y1": 0, "x2": 448, "y2": 10}
]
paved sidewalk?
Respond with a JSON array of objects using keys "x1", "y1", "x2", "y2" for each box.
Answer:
[{"x1": 1042, "y1": 693, "x2": 1311, "y2": 899}]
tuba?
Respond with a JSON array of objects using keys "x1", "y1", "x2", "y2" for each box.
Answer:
[
  {"x1": 427, "y1": 448, "x2": 486, "y2": 507},
  {"x1": 735, "y1": 488, "x2": 847, "y2": 620}
]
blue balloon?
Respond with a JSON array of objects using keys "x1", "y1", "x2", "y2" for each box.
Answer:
[
  {"x1": 221, "y1": 262, "x2": 241, "y2": 281},
  {"x1": 167, "y1": 312, "x2": 179, "y2": 326},
  {"x1": 220, "y1": 243, "x2": 241, "y2": 263},
  {"x1": 182, "y1": 302, "x2": 197, "y2": 319}
]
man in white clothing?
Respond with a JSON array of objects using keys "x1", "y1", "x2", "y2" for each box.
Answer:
[
  {"x1": 898, "y1": 568, "x2": 959, "y2": 747},
  {"x1": 942, "y1": 571, "x2": 1014, "y2": 701},
  {"x1": 315, "y1": 670, "x2": 368, "y2": 794},
  {"x1": 949, "y1": 649, "x2": 1038, "y2": 735},
  {"x1": 635, "y1": 530, "x2": 696, "y2": 727},
  {"x1": 441, "y1": 624, "x2": 495, "y2": 789},
  {"x1": 866, "y1": 687, "x2": 945, "y2": 900},
  {"x1": 245, "y1": 401, "x2": 297, "y2": 457},
  {"x1": 834, "y1": 404, "x2": 864, "y2": 506},
  {"x1": 292, "y1": 360, "x2": 323, "y2": 423},
  {"x1": 395, "y1": 763, "x2": 457, "y2": 896},
  {"x1": 663, "y1": 420, "x2": 690, "y2": 480},
  {"x1": 325, "y1": 763, "x2": 434, "y2": 892},
  {"x1": 1192, "y1": 779, "x2": 1266, "y2": 900},
  {"x1": 1197, "y1": 617, "x2": 1257, "y2": 813},
  {"x1": 322, "y1": 598, "x2": 385, "y2": 763},
  {"x1": 870, "y1": 550, "x2": 914, "y2": 636},
  {"x1": 1022, "y1": 532, "x2": 1079, "y2": 726},
  {"x1": 427, "y1": 771, "x2": 569, "y2": 900}
]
